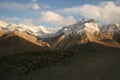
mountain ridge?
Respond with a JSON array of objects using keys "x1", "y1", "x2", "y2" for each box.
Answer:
[
  {"x1": 0, "y1": 31, "x2": 50, "y2": 56},
  {"x1": 0, "y1": 19, "x2": 120, "y2": 56}
]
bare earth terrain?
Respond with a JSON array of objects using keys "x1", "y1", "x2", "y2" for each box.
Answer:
[{"x1": 10, "y1": 52, "x2": 120, "y2": 80}]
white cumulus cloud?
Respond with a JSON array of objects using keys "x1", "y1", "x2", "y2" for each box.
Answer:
[
  {"x1": 40, "y1": 11, "x2": 64, "y2": 23},
  {"x1": 1, "y1": 17, "x2": 35, "y2": 26},
  {"x1": 32, "y1": 3, "x2": 40, "y2": 10},
  {"x1": 40, "y1": 11, "x2": 76, "y2": 27},
  {"x1": 62, "y1": 1, "x2": 120, "y2": 23},
  {"x1": 0, "y1": 2, "x2": 40, "y2": 10}
]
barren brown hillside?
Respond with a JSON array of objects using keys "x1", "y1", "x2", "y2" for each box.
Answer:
[{"x1": 0, "y1": 31, "x2": 50, "y2": 56}]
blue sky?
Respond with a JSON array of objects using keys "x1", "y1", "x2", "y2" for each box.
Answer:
[{"x1": 0, "y1": 0, "x2": 120, "y2": 27}]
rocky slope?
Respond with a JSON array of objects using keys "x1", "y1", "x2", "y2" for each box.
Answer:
[
  {"x1": 0, "y1": 31, "x2": 50, "y2": 56},
  {"x1": 47, "y1": 19, "x2": 120, "y2": 52},
  {"x1": 0, "y1": 19, "x2": 120, "y2": 55}
]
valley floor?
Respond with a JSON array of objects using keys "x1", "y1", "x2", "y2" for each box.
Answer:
[{"x1": 10, "y1": 52, "x2": 120, "y2": 80}]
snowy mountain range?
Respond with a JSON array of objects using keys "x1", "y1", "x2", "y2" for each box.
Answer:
[
  {"x1": 57, "y1": 19, "x2": 120, "y2": 36},
  {"x1": 0, "y1": 19, "x2": 120, "y2": 55},
  {"x1": 0, "y1": 19, "x2": 120, "y2": 39},
  {"x1": 0, "y1": 20, "x2": 57, "y2": 38},
  {"x1": 50, "y1": 19, "x2": 120, "y2": 44}
]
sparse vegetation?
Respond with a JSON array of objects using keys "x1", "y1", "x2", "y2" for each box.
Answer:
[{"x1": 0, "y1": 50, "x2": 76, "y2": 78}]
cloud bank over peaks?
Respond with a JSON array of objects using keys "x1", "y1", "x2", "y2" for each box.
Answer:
[
  {"x1": 61, "y1": 1, "x2": 120, "y2": 23},
  {"x1": 40, "y1": 11, "x2": 76, "y2": 27}
]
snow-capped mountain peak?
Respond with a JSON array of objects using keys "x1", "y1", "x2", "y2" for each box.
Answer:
[
  {"x1": 1, "y1": 19, "x2": 120, "y2": 39},
  {"x1": 0, "y1": 20, "x2": 54, "y2": 38},
  {"x1": 0, "y1": 20, "x2": 8, "y2": 30},
  {"x1": 84, "y1": 22, "x2": 100, "y2": 33},
  {"x1": 56, "y1": 19, "x2": 120, "y2": 40},
  {"x1": 57, "y1": 19, "x2": 99, "y2": 35},
  {"x1": 0, "y1": 20, "x2": 8, "y2": 27}
]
